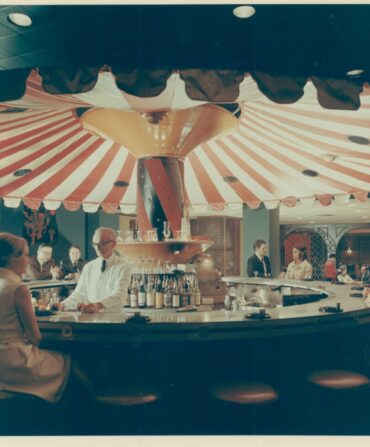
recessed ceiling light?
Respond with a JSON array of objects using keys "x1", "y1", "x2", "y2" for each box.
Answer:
[
  {"x1": 7, "y1": 13, "x2": 32, "y2": 27},
  {"x1": 308, "y1": 221, "x2": 315, "y2": 224},
  {"x1": 346, "y1": 69, "x2": 364, "y2": 77},
  {"x1": 232, "y1": 5, "x2": 256, "y2": 19},
  {"x1": 348, "y1": 135, "x2": 370, "y2": 145},
  {"x1": 320, "y1": 154, "x2": 337, "y2": 162},
  {"x1": 13, "y1": 168, "x2": 32, "y2": 177},
  {"x1": 223, "y1": 175, "x2": 239, "y2": 183},
  {"x1": 362, "y1": 216, "x2": 369, "y2": 219},
  {"x1": 302, "y1": 169, "x2": 319, "y2": 177},
  {"x1": 114, "y1": 180, "x2": 129, "y2": 188},
  {"x1": 297, "y1": 217, "x2": 303, "y2": 220}
]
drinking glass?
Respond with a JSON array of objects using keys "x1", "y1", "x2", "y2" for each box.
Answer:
[
  {"x1": 163, "y1": 221, "x2": 171, "y2": 241},
  {"x1": 125, "y1": 230, "x2": 134, "y2": 241},
  {"x1": 136, "y1": 230, "x2": 143, "y2": 242},
  {"x1": 254, "y1": 271, "x2": 259, "y2": 278},
  {"x1": 151, "y1": 228, "x2": 158, "y2": 242},
  {"x1": 116, "y1": 230, "x2": 124, "y2": 242}
]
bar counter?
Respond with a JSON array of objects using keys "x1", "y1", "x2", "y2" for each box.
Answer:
[{"x1": 34, "y1": 278, "x2": 370, "y2": 342}]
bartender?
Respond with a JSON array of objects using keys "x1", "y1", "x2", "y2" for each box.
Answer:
[{"x1": 59, "y1": 227, "x2": 131, "y2": 313}]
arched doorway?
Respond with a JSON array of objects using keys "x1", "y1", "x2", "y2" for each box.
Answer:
[
  {"x1": 337, "y1": 227, "x2": 370, "y2": 279},
  {"x1": 282, "y1": 229, "x2": 328, "y2": 280}
]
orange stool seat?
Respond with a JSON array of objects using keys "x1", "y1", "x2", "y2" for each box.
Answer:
[
  {"x1": 210, "y1": 380, "x2": 278, "y2": 404},
  {"x1": 96, "y1": 384, "x2": 160, "y2": 406},
  {"x1": 307, "y1": 369, "x2": 370, "y2": 389}
]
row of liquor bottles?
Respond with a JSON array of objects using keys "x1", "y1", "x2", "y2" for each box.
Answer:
[{"x1": 125, "y1": 273, "x2": 201, "y2": 309}]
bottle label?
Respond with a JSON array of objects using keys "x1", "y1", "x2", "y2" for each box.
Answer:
[
  {"x1": 130, "y1": 293, "x2": 138, "y2": 308},
  {"x1": 164, "y1": 292, "x2": 172, "y2": 307},
  {"x1": 138, "y1": 292, "x2": 146, "y2": 307},
  {"x1": 181, "y1": 295, "x2": 189, "y2": 307},
  {"x1": 146, "y1": 293, "x2": 154, "y2": 307},
  {"x1": 123, "y1": 295, "x2": 130, "y2": 307},
  {"x1": 172, "y1": 294, "x2": 180, "y2": 308},
  {"x1": 155, "y1": 292, "x2": 164, "y2": 309}
]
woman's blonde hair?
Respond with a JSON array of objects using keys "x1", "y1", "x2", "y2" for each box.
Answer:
[{"x1": 0, "y1": 233, "x2": 28, "y2": 268}]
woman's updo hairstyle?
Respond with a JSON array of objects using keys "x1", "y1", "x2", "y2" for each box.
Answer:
[
  {"x1": 0, "y1": 233, "x2": 27, "y2": 268},
  {"x1": 293, "y1": 244, "x2": 308, "y2": 261}
]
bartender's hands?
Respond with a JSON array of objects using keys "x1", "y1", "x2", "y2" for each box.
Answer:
[
  {"x1": 278, "y1": 272, "x2": 286, "y2": 279},
  {"x1": 79, "y1": 302, "x2": 104, "y2": 314}
]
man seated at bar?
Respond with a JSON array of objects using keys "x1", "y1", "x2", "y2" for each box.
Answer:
[
  {"x1": 359, "y1": 265, "x2": 370, "y2": 283},
  {"x1": 24, "y1": 243, "x2": 61, "y2": 280},
  {"x1": 323, "y1": 254, "x2": 337, "y2": 282},
  {"x1": 59, "y1": 227, "x2": 131, "y2": 313},
  {"x1": 60, "y1": 245, "x2": 86, "y2": 280},
  {"x1": 247, "y1": 239, "x2": 271, "y2": 278}
]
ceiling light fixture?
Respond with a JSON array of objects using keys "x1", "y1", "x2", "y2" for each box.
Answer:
[
  {"x1": 346, "y1": 247, "x2": 353, "y2": 256},
  {"x1": 223, "y1": 175, "x2": 239, "y2": 183},
  {"x1": 232, "y1": 5, "x2": 256, "y2": 19},
  {"x1": 13, "y1": 168, "x2": 32, "y2": 177},
  {"x1": 7, "y1": 12, "x2": 32, "y2": 27},
  {"x1": 346, "y1": 69, "x2": 364, "y2": 77},
  {"x1": 348, "y1": 135, "x2": 370, "y2": 145},
  {"x1": 302, "y1": 169, "x2": 319, "y2": 177},
  {"x1": 114, "y1": 180, "x2": 129, "y2": 188}
]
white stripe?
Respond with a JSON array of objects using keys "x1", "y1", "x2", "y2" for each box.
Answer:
[
  {"x1": 184, "y1": 158, "x2": 208, "y2": 205},
  {"x1": 84, "y1": 148, "x2": 130, "y2": 203}
]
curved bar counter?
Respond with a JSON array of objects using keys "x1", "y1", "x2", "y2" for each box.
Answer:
[{"x1": 34, "y1": 278, "x2": 370, "y2": 342}]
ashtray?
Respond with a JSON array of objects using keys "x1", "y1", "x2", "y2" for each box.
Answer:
[
  {"x1": 246, "y1": 311, "x2": 271, "y2": 320},
  {"x1": 125, "y1": 313, "x2": 151, "y2": 324},
  {"x1": 351, "y1": 287, "x2": 364, "y2": 291},
  {"x1": 350, "y1": 293, "x2": 364, "y2": 298},
  {"x1": 319, "y1": 305, "x2": 343, "y2": 313}
]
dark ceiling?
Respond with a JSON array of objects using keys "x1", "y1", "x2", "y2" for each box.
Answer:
[{"x1": 0, "y1": 4, "x2": 369, "y2": 78}]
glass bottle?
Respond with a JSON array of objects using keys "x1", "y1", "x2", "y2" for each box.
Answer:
[
  {"x1": 138, "y1": 276, "x2": 146, "y2": 308},
  {"x1": 172, "y1": 279, "x2": 180, "y2": 308},
  {"x1": 155, "y1": 276, "x2": 164, "y2": 309},
  {"x1": 163, "y1": 276, "x2": 172, "y2": 308},
  {"x1": 146, "y1": 276, "x2": 155, "y2": 308},
  {"x1": 130, "y1": 275, "x2": 138, "y2": 308}
]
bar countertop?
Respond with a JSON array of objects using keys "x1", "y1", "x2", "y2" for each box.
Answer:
[{"x1": 35, "y1": 278, "x2": 370, "y2": 342}]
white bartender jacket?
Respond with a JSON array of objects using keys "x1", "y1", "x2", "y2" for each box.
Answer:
[{"x1": 62, "y1": 253, "x2": 131, "y2": 313}]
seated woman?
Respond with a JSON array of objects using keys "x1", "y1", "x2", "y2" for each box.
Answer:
[
  {"x1": 337, "y1": 265, "x2": 355, "y2": 284},
  {"x1": 284, "y1": 245, "x2": 313, "y2": 280},
  {"x1": 0, "y1": 232, "x2": 70, "y2": 402}
]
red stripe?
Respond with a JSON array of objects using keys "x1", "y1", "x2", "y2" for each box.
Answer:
[
  {"x1": 145, "y1": 158, "x2": 182, "y2": 233},
  {"x1": 0, "y1": 110, "x2": 63, "y2": 128},
  {"x1": 201, "y1": 143, "x2": 261, "y2": 202},
  {"x1": 102, "y1": 153, "x2": 136, "y2": 205},
  {"x1": 253, "y1": 100, "x2": 370, "y2": 128},
  {"x1": 64, "y1": 143, "x2": 121, "y2": 202},
  {"x1": 0, "y1": 134, "x2": 94, "y2": 197},
  {"x1": 187, "y1": 153, "x2": 225, "y2": 204},
  {"x1": 0, "y1": 115, "x2": 76, "y2": 152},
  {"x1": 0, "y1": 127, "x2": 82, "y2": 178},
  {"x1": 0, "y1": 110, "x2": 69, "y2": 133}
]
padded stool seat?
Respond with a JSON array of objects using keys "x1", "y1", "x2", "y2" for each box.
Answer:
[
  {"x1": 96, "y1": 384, "x2": 160, "y2": 406},
  {"x1": 0, "y1": 390, "x2": 16, "y2": 400},
  {"x1": 307, "y1": 369, "x2": 370, "y2": 389},
  {"x1": 210, "y1": 380, "x2": 278, "y2": 404}
]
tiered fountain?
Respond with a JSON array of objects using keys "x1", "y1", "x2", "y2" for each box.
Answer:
[{"x1": 81, "y1": 104, "x2": 238, "y2": 263}]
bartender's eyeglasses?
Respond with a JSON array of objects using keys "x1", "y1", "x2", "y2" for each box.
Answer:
[{"x1": 91, "y1": 240, "x2": 113, "y2": 248}]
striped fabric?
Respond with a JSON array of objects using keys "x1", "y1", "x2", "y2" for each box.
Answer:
[{"x1": 0, "y1": 71, "x2": 369, "y2": 213}]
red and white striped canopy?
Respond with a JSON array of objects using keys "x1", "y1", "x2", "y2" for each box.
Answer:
[{"x1": 0, "y1": 71, "x2": 369, "y2": 213}]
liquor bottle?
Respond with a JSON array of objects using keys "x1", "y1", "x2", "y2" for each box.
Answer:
[
  {"x1": 163, "y1": 276, "x2": 172, "y2": 308},
  {"x1": 180, "y1": 278, "x2": 188, "y2": 307},
  {"x1": 194, "y1": 277, "x2": 201, "y2": 306},
  {"x1": 172, "y1": 279, "x2": 180, "y2": 308},
  {"x1": 130, "y1": 275, "x2": 138, "y2": 308},
  {"x1": 138, "y1": 276, "x2": 146, "y2": 308},
  {"x1": 146, "y1": 276, "x2": 155, "y2": 308},
  {"x1": 155, "y1": 276, "x2": 164, "y2": 309},
  {"x1": 124, "y1": 279, "x2": 131, "y2": 308}
]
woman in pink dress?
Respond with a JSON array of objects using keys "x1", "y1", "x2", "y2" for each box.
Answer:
[{"x1": 0, "y1": 232, "x2": 70, "y2": 402}]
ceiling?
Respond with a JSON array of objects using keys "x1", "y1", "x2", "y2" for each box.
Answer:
[{"x1": 0, "y1": 4, "x2": 369, "y2": 77}]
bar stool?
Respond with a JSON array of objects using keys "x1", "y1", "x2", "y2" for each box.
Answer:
[
  {"x1": 208, "y1": 380, "x2": 279, "y2": 434},
  {"x1": 0, "y1": 390, "x2": 62, "y2": 435},
  {"x1": 90, "y1": 384, "x2": 161, "y2": 435},
  {"x1": 303, "y1": 369, "x2": 370, "y2": 434}
]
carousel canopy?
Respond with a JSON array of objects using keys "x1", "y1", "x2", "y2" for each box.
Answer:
[{"x1": 0, "y1": 4, "x2": 369, "y2": 213}]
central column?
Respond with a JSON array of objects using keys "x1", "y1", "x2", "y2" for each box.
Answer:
[{"x1": 137, "y1": 157, "x2": 185, "y2": 240}]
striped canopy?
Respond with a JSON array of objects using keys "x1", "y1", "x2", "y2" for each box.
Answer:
[{"x1": 0, "y1": 71, "x2": 369, "y2": 214}]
